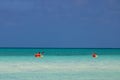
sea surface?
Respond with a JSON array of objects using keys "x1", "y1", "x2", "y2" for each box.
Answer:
[{"x1": 0, "y1": 48, "x2": 120, "y2": 80}]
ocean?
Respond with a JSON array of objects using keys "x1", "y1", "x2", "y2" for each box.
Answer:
[{"x1": 0, "y1": 48, "x2": 120, "y2": 80}]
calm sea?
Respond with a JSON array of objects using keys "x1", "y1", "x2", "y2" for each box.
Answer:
[
  {"x1": 0, "y1": 48, "x2": 120, "y2": 80},
  {"x1": 0, "y1": 48, "x2": 120, "y2": 56}
]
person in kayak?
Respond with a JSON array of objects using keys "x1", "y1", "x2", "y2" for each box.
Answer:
[
  {"x1": 35, "y1": 52, "x2": 41, "y2": 58},
  {"x1": 92, "y1": 52, "x2": 98, "y2": 58},
  {"x1": 35, "y1": 52, "x2": 44, "y2": 58}
]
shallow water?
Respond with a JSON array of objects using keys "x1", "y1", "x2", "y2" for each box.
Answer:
[{"x1": 0, "y1": 55, "x2": 120, "y2": 80}]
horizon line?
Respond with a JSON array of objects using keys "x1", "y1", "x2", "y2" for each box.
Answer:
[{"x1": 0, "y1": 47, "x2": 120, "y2": 49}]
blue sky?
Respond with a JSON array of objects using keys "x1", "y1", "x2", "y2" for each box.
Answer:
[{"x1": 0, "y1": 0, "x2": 120, "y2": 48}]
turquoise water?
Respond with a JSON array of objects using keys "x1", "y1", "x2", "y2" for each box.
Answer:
[
  {"x1": 0, "y1": 48, "x2": 120, "y2": 56},
  {"x1": 0, "y1": 48, "x2": 120, "y2": 80}
]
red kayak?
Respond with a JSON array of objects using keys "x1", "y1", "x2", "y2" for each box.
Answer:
[
  {"x1": 92, "y1": 53, "x2": 98, "y2": 58},
  {"x1": 35, "y1": 52, "x2": 41, "y2": 58},
  {"x1": 35, "y1": 52, "x2": 44, "y2": 58}
]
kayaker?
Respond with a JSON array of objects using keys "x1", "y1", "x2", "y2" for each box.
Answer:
[
  {"x1": 35, "y1": 52, "x2": 41, "y2": 58},
  {"x1": 35, "y1": 52, "x2": 44, "y2": 58},
  {"x1": 92, "y1": 52, "x2": 98, "y2": 58}
]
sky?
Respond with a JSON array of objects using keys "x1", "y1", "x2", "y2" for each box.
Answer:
[{"x1": 0, "y1": 0, "x2": 120, "y2": 48}]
